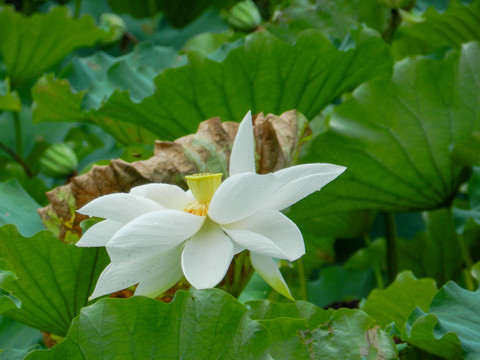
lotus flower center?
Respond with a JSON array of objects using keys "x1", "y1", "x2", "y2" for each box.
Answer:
[{"x1": 184, "y1": 173, "x2": 222, "y2": 216}]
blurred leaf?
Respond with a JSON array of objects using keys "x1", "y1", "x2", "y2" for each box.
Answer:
[
  {"x1": 0, "y1": 180, "x2": 44, "y2": 237},
  {"x1": 363, "y1": 271, "x2": 437, "y2": 329},
  {"x1": 0, "y1": 6, "x2": 108, "y2": 87},
  {"x1": 392, "y1": 0, "x2": 480, "y2": 59},
  {"x1": 247, "y1": 299, "x2": 332, "y2": 322},
  {"x1": 109, "y1": 0, "x2": 236, "y2": 28},
  {"x1": 344, "y1": 237, "x2": 386, "y2": 271},
  {"x1": 268, "y1": 0, "x2": 391, "y2": 43},
  {"x1": 308, "y1": 265, "x2": 376, "y2": 307},
  {"x1": 454, "y1": 167, "x2": 480, "y2": 234},
  {"x1": 397, "y1": 208, "x2": 463, "y2": 286},
  {"x1": 0, "y1": 315, "x2": 43, "y2": 352},
  {"x1": 302, "y1": 42, "x2": 480, "y2": 213},
  {"x1": 26, "y1": 289, "x2": 270, "y2": 359},
  {"x1": 33, "y1": 27, "x2": 392, "y2": 144},
  {"x1": 451, "y1": 133, "x2": 480, "y2": 166},
  {"x1": 0, "y1": 225, "x2": 109, "y2": 336},
  {"x1": 402, "y1": 281, "x2": 480, "y2": 359},
  {"x1": 0, "y1": 79, "x2": 20, "y2": 112}
]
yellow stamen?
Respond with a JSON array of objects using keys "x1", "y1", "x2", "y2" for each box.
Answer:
[
  {"x1": 184, "y1": 201, "x2": 209, "y2": 216},
  {"x1": 184, "y1": 173, "x2": 222, "y2": 216}
]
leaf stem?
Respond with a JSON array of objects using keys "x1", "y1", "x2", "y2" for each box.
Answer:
[
  {"x1": 385, "y1": 212, "x2": 398, "y2": 284},
  {"x1": 382, "y1": 8, "x2": 402, "y2": 44},
  {"x1": 0, "y1": 142, "x2": 34, "y2": 177},
  {"x1": 74, "y1": 0, "x2": 82, "y2": 18},
  {"x1": 363, "y1": 234, "x2": 384, "y2": 290},
  {"x1": 296, "y1": 257, "x2": 308, "y2": 301}
]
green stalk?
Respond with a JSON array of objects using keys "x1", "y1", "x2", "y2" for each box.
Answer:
[
  {"x1": 382, "y1": 8, "x2": 402, "y2": 44},
  {"x1": 74, "y1": 0, "x2": 82, "y2": 18},
  {"x1": 385, "y1": 212, "x2": 398, "y2": 284},
  {"x1": 296, "y1": 257, "x2": 308, "y2": 301},
  {"x1": 364, "y1": 234, "x2": 384, "y2": 290}
]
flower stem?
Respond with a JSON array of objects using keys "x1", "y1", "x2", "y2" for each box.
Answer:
[
  {"x1": 384, "y1": 212, "x2": 398, "y2": 284},
  {"x1": 363, "y1": 234, "x2": 384, "y2": 290},
  {"x1": 296, "y1": 257, "x2": 308, "y2": 301}
]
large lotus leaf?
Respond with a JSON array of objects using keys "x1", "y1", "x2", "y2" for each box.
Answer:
[
  {"x1": 397, "y1": 208, "x2": 463, "y2": 286},
  {"x1": 258, "y1": 308, "x2": 397, "y2": 360},
  {"x1": 0, "y1": 180, "x2": 44, "y2": 237},
  {"x1": 307, "y1": 266, "x2": 376, "y2": 308},
  {"x1": 26, "y1": 289, "x2": 270, "y2": 360},
  {"x1": 302, "y1": 42, "x2": 480, "y2": 213},
  {"x1": 454, "y1": 167, "x2": 480, "y2": 233},
  {"x1": 392, "y1": 0, "x2": 480, "y2": 60},
  {"x1": 32, "y1": 27, "x2": 392, "y2": 144},
  {"x1": 0, "y1": 6, "x2": 108, "y2": 87},
  {"x1": 362, "y1": 271, "x2": 437, "y2": 329},
  {"x1": 268, "y1": 0, "x2": 391, "y2": 43},
  {"x1": 0, "y1": 79, "x2": 20, "y2": 112},
  {"x1": 402, "y1": 281, "x2": 480, "y2": 359},
  {"x1": 0, "y1": 225, "x2": 109, "y2": 336},
  {"x1": 0, "y1": 316, "x2": 42, "y2": 355}
]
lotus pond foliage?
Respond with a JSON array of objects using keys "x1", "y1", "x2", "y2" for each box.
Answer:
[{"x1": 0, "y1": 0, "x2": 479, "y2": 359}]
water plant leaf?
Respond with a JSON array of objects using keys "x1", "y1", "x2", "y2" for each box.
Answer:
[
  {"x1": 32, "y1": 27, "x2": 392, "y2": 144},
  {"x1": 302, "y1": 42, "x2": 480, "y2": 213},
  {"x1": 402, "y1": 281, "x2": 480, "y2": 359},
  {"x1": 0, "y1": 6, "x2": 107, "y2": 87},
  {"x1": 392, "y1": 0, "x2": 480, "y2": 59},
  {"x1": 362, "y1": 271, "x2": 437, "y2": 329},
  {"x1": 0, "y1": 180, "x2": 44, "y2": 237},
  {"x1": 26, "y1": 289, "x2": 270, "y2": 360},
  {"x1": 0, "y1": 225, "x2": 109, "y2": 336}
]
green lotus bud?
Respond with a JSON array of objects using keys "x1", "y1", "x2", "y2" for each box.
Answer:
[
  {"x1": 39, "y1": 143, "x2": 78, "y2": 178},
  {"x1": 223, "y1": 0, "x2": 262, "y2": 32},
  {"x1": 99, "y1": 13, "x2": 127, "y2": 44}
]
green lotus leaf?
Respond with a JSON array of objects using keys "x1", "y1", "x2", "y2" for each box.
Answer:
[
  {"x1": 32, "y1": 26, "x2": 393, "y2": 144},
  {"x1": 302, "y1": 42, "x2": 480, "y2": 213},
  {"x1": 0, "y1": 6, "x2": 108, "y2": 87},
  {"x1": 392, "y1": 0, "x2": 480, "y2": 59},
  {"x1": 0, "y1": 225, "x2": 109, "y2": 336},
  {"x1": 362, "y1": 271, "x2": 437, "y2": 329},
  {"x1": 27, "y1": 289, "x2": 270, "y2": 359},
  {"x1": 402, "y1": 281, "x2": 480, "y2": 359}
]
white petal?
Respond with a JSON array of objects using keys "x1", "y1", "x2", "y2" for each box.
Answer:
[
  {"x1": 229, "y1": 111, "x2": 255, "y2": 176},
  {"x1": 134, "y1": 245, "x2": 184, "y2": 298},
  {"x1": 269, "y1": 164, "x2": 346, "y2": 211},
  {"x1": 222, "y1": 210, "x2": 304, "y2": 261},
  {"x1": 181, "y1": 219, "x2": 234, "y2": 289},
  {"x1": 208, "y1": 172, "x2": 279, "y2": 224},
  {"x1": 89, "y1": 251, "x2": 159, "y2": 299},
  {"x1": 107, "y1": 209, "x2": 205, "y2": 262},
  {"x1": 129, "y1": 183, "x2": 193, "y2": 210},
  {"x1": 76, "y1": 220, "x2": 124, "y2": 247},
  {"x1": 250, "y1": 253, "x2": 293, "y2": 301},
  {"x1": 78, "y1": 193, "x2": 164, "y2": 222}
]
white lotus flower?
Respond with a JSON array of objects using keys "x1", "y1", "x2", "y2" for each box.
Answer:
[{"x1": 76, "y1": 111, "x2": 346, "y2": 300}]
